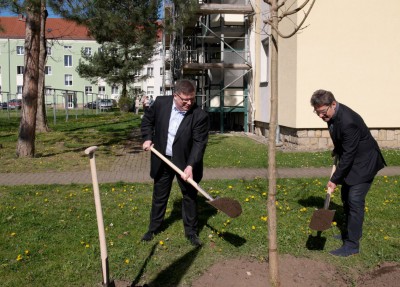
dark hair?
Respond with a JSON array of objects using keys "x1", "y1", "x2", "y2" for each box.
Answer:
[
  {"x1": 310, "y1": 89, "x2": 336, "y2": 106},
  {"x1": 174, "y1": 79, "x2": 196, "y2": 95}
]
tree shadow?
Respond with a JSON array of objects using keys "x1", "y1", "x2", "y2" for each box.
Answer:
[
  {"x1": 129, "y1": 244, "x2": 157, "y2": 287},
  {"x1": 146, "y1": 246, "x2": 202, "y2": 287}
]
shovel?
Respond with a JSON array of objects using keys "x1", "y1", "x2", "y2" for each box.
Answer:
[
  {"x1": 150, "y1": 146, "x2": 242, "y2": 218},
  {"x1": 309, "y1": 164, "x2": 336, "y2": 231}
]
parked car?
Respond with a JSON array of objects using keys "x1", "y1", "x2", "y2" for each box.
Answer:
[
  {"x1": 84, "y1": 99, "x2": 114, "y2": 110},
  {"x1": 1, "y1": 102, "x2": 8, "y2": 109},
  {"x1": 98, "y1": 99, "x2": 113, "y2": 110},
  {"x1": 8, "y1": 99, "x2": 22, "y2": 110}
]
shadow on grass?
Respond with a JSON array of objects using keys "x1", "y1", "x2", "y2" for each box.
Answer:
[
  {"x1": 130, "y1": 244, "x2": 157, "y2": 287},
  {"x1": 147, "y1": 246, "x2": 202, "y2": 287},
  {"x1": 206, "y1": 223, "x2": 246, "y2": 247},
  {"x1": 300, "y1": 195, "x2": 346, "y2": 250}
]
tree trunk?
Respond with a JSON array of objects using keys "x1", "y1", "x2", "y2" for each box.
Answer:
[
  {"x1": 16, "y1": 8, "x2": 41, "y2": 157},
  {"x1": 36, "y1": 1, "x2": 49, "y2": 133},
  {"x1": 267, "y1": 0, "x2": 280, "y2": 286}
]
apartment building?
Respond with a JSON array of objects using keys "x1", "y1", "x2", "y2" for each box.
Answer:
[{"x1": 0, "y1": 16, "x2": 162, "y2": 108}]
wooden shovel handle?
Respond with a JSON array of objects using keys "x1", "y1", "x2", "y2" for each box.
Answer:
[{"x1": 150, "y1": 146, "x2": 214, "y2": 201}]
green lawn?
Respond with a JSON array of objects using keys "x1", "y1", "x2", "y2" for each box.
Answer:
[
  {"x1": 0, "y1": 176, "x2": 398, "y2": 286},
  {"x1": 0, "y1": 112, "x2": 399, "y2": 173}
]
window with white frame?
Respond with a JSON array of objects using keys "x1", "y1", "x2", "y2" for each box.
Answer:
[
  {"x1": 16, "y1": 46, "x2": 24, "y2": 55},
  {"x1": 64, "y1": 45, "x2": 72, "y2": 50},
  {"x1": 147, "y1": 86, "x2": 154, "y2": 96},
  {"x1": 46, "y1": 46, "x2": 52, "y2": 56},
  {"x1": 17, "y1": 85, "x2": 23, "y2": 95},
  {"x1": 45, "y1": 66, "x2": 52, "y2": 75},
  {"x1": 84, "y1": 47, "x2": 92, "y2": 56},
  {"x1": 147, "y1": 67, "x2": 154, "y2": 77},
  {"x1": 85, "y1": 86, "x2": 93, "y2": 94},
  {"x1": 111, "y1": 85, "x2": 119, "y2": 95},
  {"x1": 64, "y1": 74, "x2": 73, "y2": 86},
  {"x1": 64, "y1": 55, "x2": 72, "y2": 67},
  {"x1": 17, "y1": 66, "x2": 24, "y2": 74},
  {"x1": 98, "y1": 86, "x2": 105, "y2": 95},
  {"x1": 134, "y1": 69, "x2": 141, "y2": 76}
]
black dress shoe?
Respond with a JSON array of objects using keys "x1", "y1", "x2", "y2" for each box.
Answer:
[
  {"x1": 141, "y1": 231, "x2": 154, "y2": 242},
  {"x1": 187, "y1": 234, "x2": 202, "y2": 247}
]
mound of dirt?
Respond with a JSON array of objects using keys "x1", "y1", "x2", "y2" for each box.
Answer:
[{"x1": 191, "y1": 255, "x2": 400, "y2": 287}]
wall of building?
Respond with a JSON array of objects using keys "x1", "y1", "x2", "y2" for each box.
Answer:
[{"x1": 254, "y1": 0, "x2": 400, "y2": 148}]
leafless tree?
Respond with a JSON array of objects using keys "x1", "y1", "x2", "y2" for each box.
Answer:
[{"x1": 263, "y1": 0, "x2": 316, "y2": 286}]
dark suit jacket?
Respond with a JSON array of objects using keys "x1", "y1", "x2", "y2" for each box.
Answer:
[
  {"x1": 329, "y1": 103, "x2": 386, "y2": 185},
  {"x1": 141, "y1": 96, "x2": 209, "y2": 182}
]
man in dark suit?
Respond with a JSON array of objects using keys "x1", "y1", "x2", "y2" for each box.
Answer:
[
  {"x1": 311, "y1": 89, "x2": 386, "y2": 257},
  {"x1": 141, "y1": 79, "x2": 209, "y2": 246}
]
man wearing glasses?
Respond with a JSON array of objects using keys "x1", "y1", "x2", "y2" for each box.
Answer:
[
  {"x1": 310, "y1": 89, "x2": 386, "y2": 257},
  {"x1": 141, "y1": 79, "x2": 209, "y2": 247}
]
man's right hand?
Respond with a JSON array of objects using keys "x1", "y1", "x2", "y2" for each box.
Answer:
[{"x1": 143, "y1": 140, "x2": 152, "y2": 151}]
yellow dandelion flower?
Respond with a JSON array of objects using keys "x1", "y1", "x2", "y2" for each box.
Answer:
[
  {"x1": 252, "y1": 226, "x2": 256, "y2": 230},
  {"x1": 245, "y1": 198, "x2": 249, "y2": 202},
  {"x1": 332, "y1": 221, "x2": 337, "y2": 226},
  {"x1": 384, "y1": 236, "x2": 389, "y2": 240},
  {"x1": 251, "y1": 195, "x2": 255, "y2": 199},
  {"x1": 228, "y1": 185, "x2": 233, "y2": 189},
  {"x1": 159, "y1": 240, "x2": 164, "y2": 245},
  {"x1": 24, "y1": 250, "x2": 30, "y2": 256},
  {"x1": 85, "y1": 244, "x2": 90, "y2": 248},
  {"x1": 44, "y1": 198, "x2": 48, "y2": 202},
  {"x1": 16, "y1": 254, "x2": 23, "y2": 261},
  {"x1": 262, "y1": 192, "x2": 267, "y2": 196},
  {"x1": 112, "y1": 188, "x2": 115, "y2": 192},
  {"x1": 125, "y1": 259, "x2": 130, "y2": 264},
  {"x1": 10, "y1": 232, "x2": 16, "y2": 237},
  {"x1": 275, "y1": 201, "x2": 279, "y2": 206}
]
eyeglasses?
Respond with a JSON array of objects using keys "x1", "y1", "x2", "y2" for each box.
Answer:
[
  {"x1": 175, "y1": 93, "x2": 195, "y2": 103},
  {"x1": 313, "y1": 105, "x2": 331, "y2": 116}
]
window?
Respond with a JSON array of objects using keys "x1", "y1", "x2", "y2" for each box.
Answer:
[
  {"x1": 64, "y1": 55, "x2": 72, "y2": 67},
  {"x1": 46, "y1": 46, "x2": 52, "y2": 56},
  {"x1": 17, "y1": 85, "x2": 23, "y2": 95},
  {"x1": 84, "y1": 47, "x2": 92, "y2": 56},
  {"x1": 147, "y1": 67, "x2": 154, "y2": 77},
  {"x1": 16, "y1": 46, "x2": 24, "y2": 55},
  {"x1": 261, "y1": 39, "x2": 270, "y2": 84},
  {"x1": 64, "y1": 74, "x2": 73, "y2": 86},
  {"x1": 17, "y1": 66, "x2": 24, "y2": 75},
  {"x1": 45, "y1": 66, "x2": 52, "y2": 75},
  {"x1": 147, "y1": 86, "x2": 154, "y2": 96},
  {"x1": 64, "y1": 45, "x2": 72, "y2": 50},
  {"x1": 160, "y1": 67, "x2": 163, "y2": 75},
  {"x1": 85, "y1": 86, "x2": 93, "y2": 95},
  {"x1": 98, "y1": 86, "x2": 105, "y2": 95},
  {"x1": 111, "y1": 85, "x2": 119, "y2": 95},
  {"x1": 134, "y1": 69, "x2": 141, "y2": 76}
]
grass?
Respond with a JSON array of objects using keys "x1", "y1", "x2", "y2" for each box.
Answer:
[
  {"x1": 0, "y1": 112, "x2": 399, "y2": 173},
  {"x1": 0, "y1": 112, "x2": 399, "y2": 286},
  {"x1": 0, "y1": 177, "x2": 398, "y2": 286}
]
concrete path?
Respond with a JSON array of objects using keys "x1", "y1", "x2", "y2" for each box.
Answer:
[{"x1": 1, "y1": 150, "x2": 399, "y2": 186}]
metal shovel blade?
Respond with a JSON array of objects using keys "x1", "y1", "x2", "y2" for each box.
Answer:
[
  {"x1": 309, "y1": 191, "x2": 336, "y2": 231},
  {"x1": 207, "y1": 197, "x2": 242, "y2": 218},
  {"x1": 309, "y1": 209, "x2": 335, "y2": 231}
]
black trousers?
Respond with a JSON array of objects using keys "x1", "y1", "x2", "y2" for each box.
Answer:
[
  {"x1": 148, "y1": 161, "x2": 199, "y2": 236},
  {"x1": 340, "y1": 179, "x2": 373, "y2": 249}
]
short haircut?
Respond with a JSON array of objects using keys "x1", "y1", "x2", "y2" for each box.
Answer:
[
  {"x1": 310, "y1": 89, "x2": 336, "y2": 106},
  {"x1": 174, "y1": 79, "x2": 196, "y2": 95}
]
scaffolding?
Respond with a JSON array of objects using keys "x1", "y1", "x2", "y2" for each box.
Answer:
[{"x1": 162, "y1": 0, "x2": 254, "y2": 132}]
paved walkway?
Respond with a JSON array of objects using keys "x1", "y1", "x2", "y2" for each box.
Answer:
[{"x1": 1, "y1": 150, "x2": 399, "y2": 186}]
